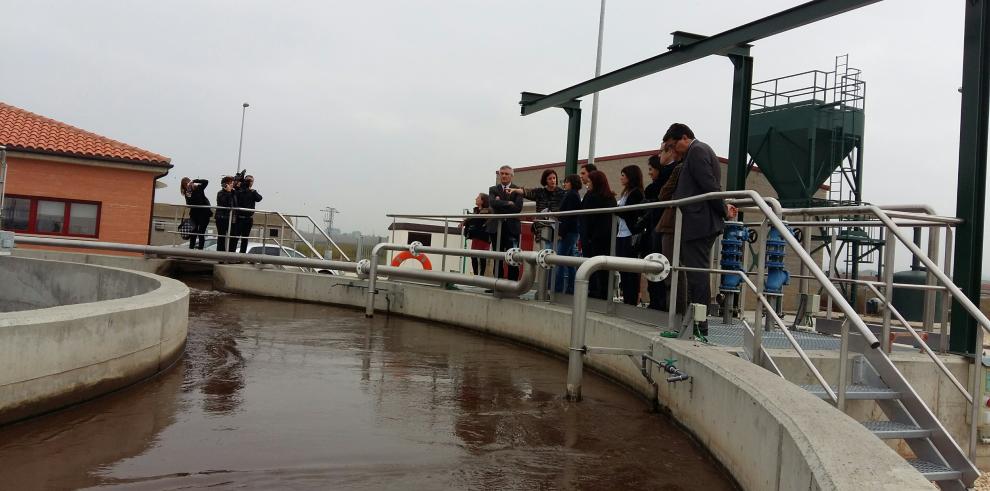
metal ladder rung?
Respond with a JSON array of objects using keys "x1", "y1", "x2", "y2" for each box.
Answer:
[
  {"x1": 861, "y1": 420, "x2": 933, "y2": 439},
  {"x1": 800, "y1": 384, "x2": 900, "y2": 400},
  {"x1": 907, "y1": 459, "x2": 963, "y2": 481}
]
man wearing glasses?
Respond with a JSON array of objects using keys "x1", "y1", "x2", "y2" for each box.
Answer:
[
  {"x1": 662, "y1": 123, "x2": 727, "y2": 336},
  {"x1": 487, "y1": 165, "x2": 524, "y2": 281}
]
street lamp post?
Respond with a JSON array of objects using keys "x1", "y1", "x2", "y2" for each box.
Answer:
[
  {"x1": 587, "y1": 0, "x2": 606, "y2": 166},
  {"x1": 235, "y1": 102, "x2": 250, "y2": 174}
]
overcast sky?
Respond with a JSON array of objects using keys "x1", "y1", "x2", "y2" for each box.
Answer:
[{"x1": 1, "y1": 1, "x2": 981, "y2": 269}]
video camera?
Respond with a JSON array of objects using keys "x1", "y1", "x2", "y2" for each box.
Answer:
[{"x1": 233, "y1": 169, "x2": 248, "y2": 188}]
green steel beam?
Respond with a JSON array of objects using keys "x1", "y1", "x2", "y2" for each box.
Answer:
[
  {"x1": 727, "y1": 55, "x2": 754, "y2": 192},
  {"x1": 950, "y1": 0, "x2": 990, "y2": 355},
  {"x1": 519, "y1": 0, "x2": 881, "y2": 116},
  {"x1": 670, "y1": 31, "x2": 751, "y2": 57},
  {"x1": 564, "y1": 105, "x2": 582, "y2": 176}
]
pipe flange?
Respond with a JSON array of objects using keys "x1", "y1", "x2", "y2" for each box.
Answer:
[
  {"x1": 356, "y1": 259, "x2": 372, "y2": 278},
  {"x1": 643, "y1": 253, "x2": 671, "y2": 282},
  {"x1": 505, "y1": 247, "x2": 522, "y2": 267},
  {"x1": 408, "y1": 241, "x2": 423, "y2": 256},
  {"x1": 536, "y1": 248, "x2": 555, "y2": 269}
]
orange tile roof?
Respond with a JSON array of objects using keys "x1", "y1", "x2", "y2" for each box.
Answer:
[{"x1": 0, "y1": 102, "x2": 170, "y2": 167}]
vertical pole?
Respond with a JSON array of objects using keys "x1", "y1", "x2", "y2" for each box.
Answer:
[
  {"x1": 567, "y1": 270, "x2": 591, "y2": 401},
  {"x1": 881, "y1": 233, "x2": 896, "y2": 352},
  {"x1": 606, "y1": 214, "x2": 618, "y2": 311},
  {"x1": 827, "y1": 229, "x2": 839, "y2": 320},
  {"x1": 971, "y1": 325, "x2": 985, "y2": 460},
  {"x1": 726, "y1": 55, "x2": 753, "y2": 192},
  {"x1": 837, "y1": 318, "x2": 849, "y2": 411},
  {"x1": 924, "y1": 226, "x2": 941, "y2": 334},
  {"x1": 564, "y1": 105, "x2": 582, "y2": 177},
  {"x1": 941, "y1": 228, "x2": 955, "y2": 353},
  {"x1": 952, "y1": 0, "x2": 990, "y2": 355},
  {"x1": 667, "y1": 209, "x2": 683, "y2": 330},
  {"x1": 235, "y1": 103, "x2": 249, "y2": 174},
  {"x1": 587, "y1": 0, "x2": 606, "y2": 167},
  {"x1": 754, "y1": 221, "x2": 767, "y2": 363}
]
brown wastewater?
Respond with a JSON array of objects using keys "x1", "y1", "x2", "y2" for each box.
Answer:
[{"x1": 0, "y1": 278, "x2": 736, "y2": 490}]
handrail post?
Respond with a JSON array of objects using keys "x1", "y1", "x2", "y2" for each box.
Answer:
[
  {"x1": 924, "y1": 226, "x2": 941, "y2": 334},
  {"x1": 606, "y1": 214, "x2": 618, "y2": 311},
  {"x1": 837, "y1": 319, "x2": 849, "y2": 410},
  {"x1": 881, "y1": 232, "x2": 896, "y2": 352},
  {"x1": 441, "y1": 218, "x2": 449, "y2": 289},
  {"x1": 941, "y1": 228, "x2": 955, "y2": 353},
  {"x1": 827, "y1": 229, "x2": 838, "y2": 320},
  {"x1": 970, "y1": 326, "x2": 984, "y2": 460},
  {"x1": 548, "y1": 218, "x2": 559, "y2": 303},
  {"x1": 667, "y1": 209, "x2": 683, "y2": 330},
  {"x1": 753, "y1": 220, "x2": 768, "y2": 364}
]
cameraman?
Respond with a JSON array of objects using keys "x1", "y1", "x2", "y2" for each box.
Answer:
[
  {"x1": 232, "y1": 174, "x2": 262, "y2": 253},
  {"x1": 215, "y1": 176, "x2": 236, "y2": 252}
]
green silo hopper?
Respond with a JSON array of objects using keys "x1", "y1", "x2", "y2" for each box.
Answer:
[{"x1": 748, "y1": 100, "x2": 865, "y2": 207}]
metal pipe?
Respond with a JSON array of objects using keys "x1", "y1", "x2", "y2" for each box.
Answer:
[
  {"x1": 924, "y1": 227, "x2": 941, "y2": 333},
  {"x1": 667, "y1": 208, "x2": 683, "y2": 330},
  {"x1": 13, "y1": 235, "x2": 358, "y2": 272},
  {"x1": 941, "y1": 228, "x2": 955, "y2": 353},
  {"x1": 881, "y1": 232, "x2": 896, "y2": 352},
  {"x1": 606, "y1": 214, "x2": 618, "y2": 310},
  {"x1": 566, "y1": 255, "x2": 669, "y2": 400},
  {"x1": 837, "y1": 319, "x2": 849, "y2": 410},
  {"x1": 865, "y1": 283, "x2": 972, "y2": 404},
  {"x1": 970, "y1": 326, "x2": 984, "y2": 461}
]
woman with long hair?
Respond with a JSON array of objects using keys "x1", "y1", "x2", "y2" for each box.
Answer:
[
  {"x1": 463, "y1": 193, "x2": 492, "y2": 276},
  {"x1": 580, "y1": 170, "x2": 617, "y2": 299},
  {"x1": 616, "y1": 165, "x2": 645, "y2": 305},
  {"x1": 554, "y1": 174, "x2": 582, "y2": 294},
  {"x1": 180, "y1": 177, "x2": 212, "y2": 249}
]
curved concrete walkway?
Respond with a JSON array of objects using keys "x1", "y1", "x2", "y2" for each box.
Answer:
[
  {"x1": 214, "y1": 265, "x2": 933, "y2": 490},
  {"x1": 0, "y1": 256, "x2": 189, "y2": 425}
]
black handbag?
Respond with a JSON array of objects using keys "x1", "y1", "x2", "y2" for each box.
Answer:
[{"x1": 178, "y1": 218, "x2": 194, "y2": 240}]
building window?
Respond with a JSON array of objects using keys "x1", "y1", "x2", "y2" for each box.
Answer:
[
  {"x1": 0, "y1": 195, "x2": 101, "y2": 238},
  {"x1": 407, "y1": 232, "x2": 432, "y2": 246},
  {"x1": 1, "y1": 197, "x2": 30, "y2": 231}
]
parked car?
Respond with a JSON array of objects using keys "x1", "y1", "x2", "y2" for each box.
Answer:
[{"x1": 205, "y1": 241, "x2": 337, "y2": 275}]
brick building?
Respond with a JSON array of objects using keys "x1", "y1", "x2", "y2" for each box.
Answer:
[{"x1": 0, "y1": 102, "x2": 172, "y2": 253}]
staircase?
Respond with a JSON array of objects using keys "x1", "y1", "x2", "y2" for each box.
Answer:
[{"x1": 800, "y1": 334, "x2": 979, "y2": 489}]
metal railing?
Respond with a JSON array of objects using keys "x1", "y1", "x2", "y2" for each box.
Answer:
[{"x1": 160, "y1": 203, "x2": 351, "y2": 262}]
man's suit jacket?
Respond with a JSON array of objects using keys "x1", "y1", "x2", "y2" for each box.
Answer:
[
  {"x1": 488, "y1": 184, "x2": 524, "y2": 238},
  {"x1": 672, "y1": 140, "x2": 726, "y2": 241}
]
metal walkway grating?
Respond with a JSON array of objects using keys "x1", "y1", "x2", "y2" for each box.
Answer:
[{"x1": 705, "y1": 317, "x2": 914, "y2": 352}]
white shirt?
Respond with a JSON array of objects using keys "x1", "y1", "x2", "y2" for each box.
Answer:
[{"x1": 616, "y1": 193, "x2": 632, "y2": 238}]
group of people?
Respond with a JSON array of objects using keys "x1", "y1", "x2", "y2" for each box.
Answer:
[
  {"x1": 179, "y1": 172, "x2": 263, "y2": 252},
  {"x1": 463, "y1": 123, "x2": 730, "y2": 334}
]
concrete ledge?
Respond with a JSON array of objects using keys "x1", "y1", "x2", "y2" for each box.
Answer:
[
  {"x1": 11, "y1": 248, "x2": 173, "y2": 276},
  {"x1": 0, "y1": 257, "x2": 188, "y2": 426},
  {"x1": 214, "y1": 265, "x2": 933, "y2": 490}
]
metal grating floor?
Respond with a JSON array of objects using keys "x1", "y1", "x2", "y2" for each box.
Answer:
[{"x1": 705, "y1": 317, "x2": 914, "y2": 352}]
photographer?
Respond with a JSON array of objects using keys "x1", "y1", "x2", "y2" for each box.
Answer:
[
  {"x1": 180, "y1": 177, "x2": 212, "y2": 249},
  {"x1": 232, "y1": 173, "x2": 262, "y2": 253},
  {"x1": 215, "y1": 176, "x2": 236, "y2": 252}
]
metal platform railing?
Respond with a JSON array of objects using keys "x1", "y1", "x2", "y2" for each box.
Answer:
[
  {"x1": 385, "y1": 191, "x2": 983, "y2": 488},
  {"x1": 157, "y1": 203, "x2": 351, "y2": 262}
]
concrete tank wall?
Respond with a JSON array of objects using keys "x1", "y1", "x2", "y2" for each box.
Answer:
[
  {"x1": 0, "y1": 256, "x2": 189, "y2": 426},
  {"x1": 214, "y1": 265, "x2": 932, "y2": 491}
]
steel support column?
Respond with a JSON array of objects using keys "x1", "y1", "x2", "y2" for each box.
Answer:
[
  {"x1": 727, "y1": 55, "x2": 753, "y2": 192},
  {"x1": 951, "y1": 0, "x2": 990, "y2": 355},
  {"x1": 564, "y1": 105, "x2": 582, "y2": 177}
]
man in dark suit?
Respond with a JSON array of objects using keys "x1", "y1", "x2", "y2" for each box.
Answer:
[
  {"x1": 663, "y1": 123, "x2": 726, "y2": 334},
  {"x1": 488, "y1": 165, "x2": 524, "y2": 281}
]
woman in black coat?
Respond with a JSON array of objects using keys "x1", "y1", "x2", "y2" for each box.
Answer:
[
  {"x1": 581, "y1": 170, "x2": 618, "y2": 299},
  {"x1": 615, "y1": 165, "x2": 645, "y2": 305},
  {"x1": 181, "y1": 177, "x2": 212, "y2": 249}
]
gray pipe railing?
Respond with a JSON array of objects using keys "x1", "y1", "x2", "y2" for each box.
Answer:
[
  {"x1": 12, "y1": 235, "x2": 361, "y2": 272},
  {"x1": 364, "y1": 242, "x2": 542, "y2": 317},
  {"x1": 564, "y1": 254, "x2": 670, "y2": 401}
]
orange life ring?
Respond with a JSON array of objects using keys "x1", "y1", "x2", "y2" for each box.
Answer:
[{"x1": 391, "y1": 251, "x2": 433, "y2": 270}]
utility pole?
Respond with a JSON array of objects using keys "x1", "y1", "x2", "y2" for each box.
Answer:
[
  {"x1": 235, "y1": 102, "x2": 250, "y2": 174},
  {"x1": 587, "y1": 0, "x2": 607, "y2": 166},
  {"x1": 321, "y1": 206, "x2": 340, "y2": 235}
]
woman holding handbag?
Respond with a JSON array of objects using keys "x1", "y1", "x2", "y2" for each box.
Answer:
[
  {"x1": 463, "y1": 193, "x2": 492, "y2": 276},
  {"x1": 180, "y1": 177, "x2": 212, "y2": 249}
]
